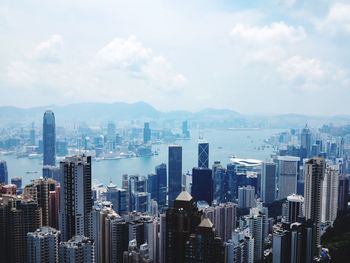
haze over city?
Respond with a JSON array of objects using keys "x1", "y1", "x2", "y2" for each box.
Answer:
[{"x1": 1, "y1": 1, "x2": 350, "y2": 115}]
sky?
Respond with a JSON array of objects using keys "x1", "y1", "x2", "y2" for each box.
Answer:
[{"x1": 0, "y1": 0, "x2": 349, "y2": 115}]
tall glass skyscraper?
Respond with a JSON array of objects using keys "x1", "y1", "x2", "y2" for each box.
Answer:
[
  {"x1": 168, "y1": 145, "x2": 182, "y2": 207},
  {"x1": 0, "y1": 160, "x2": 8, "y2": 184},
  {"x1": 43, "y1": 110, "x2": 56, "y2": 166},
  {"x1": 198, "y1": 141, "x2": 209, "y2": 168}
]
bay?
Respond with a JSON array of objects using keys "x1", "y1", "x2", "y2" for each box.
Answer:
[{"x1": 1, "y1": 129, "x2": 281, "y2": 187}]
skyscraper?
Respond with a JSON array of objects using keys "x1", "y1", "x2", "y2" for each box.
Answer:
[
  {"x1": 301, "y1": 125, "x2": 311, "y2": 158},
  {"x1": 286, "y1": 194, "x2": 304, "y2": 224},
  {"x1": 304, "y1": 157, "x2": 325, "y2": 256},
  {"x1": 23, "y1": 177, "x2": 57, "y2": 227},
  {"x1": 155, "y1": 163, "x2": 167, "y2": 208},
  {"x1": 261, "y1": 162, "x2": 276, "y2": 204},
  {"x1": 321, "y1": 164, "x2": 339, "y2": 224},
  {"x1": 191, "y1": 167, "x2": 213, "y2": 205},
  {"x1": 60, "y1": 235, "x2": 94, "y2": 263},
  {"x1": 168, "y1": 145, "x2": 182, "y2": 207},
  {"x1": 238, "y1": 186, "x2": 256, "y2": 209},
  {"x1": 277, "y1": 156, "x2": 299, "y2": 200},
  {"x1": 184, "y1": 218, "x2": 225, "y2": 262},
  {"x1": 198, "y1": 141, "x2": 209, "y2": 168},
  {"x1": 0, "y1": 160, "x2": 8, "y2": 184},
  {"x1": 166, "y1": 190, "x2": 202, "y2": 263},
  {"x1": 29, "y1": 122, "x2": 36, "y2": 146},
  {"x1": 143, "y1": 122, "x2": 151, "y2": 144},
  {"x1": 338, "y1": 175, "x2": 349, "y2": 211},
  {"x1": 43, "y1": 110, "x2": 56, "y2": 166},
  {"x1": 59, "y1": 155, "x2": 92, "y2": 241},
  {"x1": 0, "y1": 196, "x2": 42, "y2": 263},
  {"x1": 27, "y1": 226, "x2": 60, "y2": 263}
]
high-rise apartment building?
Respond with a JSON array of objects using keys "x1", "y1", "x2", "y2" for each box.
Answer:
[
  {"x1": 168, "y1": 145, "x2": 182, "y2": 207},
  {"x1": 261, "y1": 162, "x2": 276, "y2": 204},
  {"x1": 277, "y1": 156, "x2": 299, "y2": 200},
  {"x1": 43, "y1": 110, "x2": 56, "y2": 166},
  {"x1": 198, "y1": 141, "x2": 209, "y2": 168},
  {"x1": 0, "y1": 196, "x2": 42, "y2": 263},
  {"x1": 321, "y1": 165, "x2": 339, "y2": 224},
  {"x1": 60, "y1": 235, "x2": 94, "y2": 263},
  {"x1": 59, "y1": 155, "x2": 92, "y2": 241},
  {"x1": 27, "y1": 226, "x2": 60, "y2": 263},
  {"x1": 23, "y1": 177, "x2": 57, "y2": 226},
  {"x1": 304, "y1": 157, "x2": 325, "y2": 256}
]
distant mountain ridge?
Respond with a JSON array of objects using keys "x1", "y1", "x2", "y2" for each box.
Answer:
[
  {"x1": 0, "y1": 101, "x2": 349, "y2": 128},
  {"x1": 0, "y1": 101, "x2": 240, "y2": 124}
]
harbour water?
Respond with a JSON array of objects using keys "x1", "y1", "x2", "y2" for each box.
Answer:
[{"x1": 1, "y1": 129, "x2": 282, "y2": 187}]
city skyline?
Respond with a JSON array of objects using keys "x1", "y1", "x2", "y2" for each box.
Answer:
[{"x1": 0, "y1": 1, "x2": 349, "y2": 115}]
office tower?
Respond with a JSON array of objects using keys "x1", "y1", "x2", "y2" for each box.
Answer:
[
  {"x1": 286, "y1": 194, "x2": 304, "y2": 224},
  {"x1": 155, "y1": 163, "x2": 167, "y2": 208},
  {"x1": 184, "y1": 217, "x2": 225, "y2": 262},
  {"x1": 338, "y1": 137, "x2": 344, "y2": 158},
  {"x1": 290, "y1": 219, "x2": 315, "y2": 263},
  {"x1": 191, "y1": 167, "x2": 213, "y2": 204},
  {"x1": 135, "y1": 192, "x2": 151, "y2": 213},
  {"x1": 59, "y1": 155, "x2": 92, "y2": 241},
  {"x1": 143, "y1": 122, "x2": 151, "y2": 144},
  {"x1": 27, "y1": 226, "x2": 60, "y2": 263},
  {"x1": 226, "y1": 163, "x2": 238, "y2": 200},
  {"x1": 198, "y1": 141, "x2": 209, "y2": 168},
  {"x1": 182, "y1": 120, "x2": 190, "y2": 138},
  {"x1": 205, "y1": 202, "x2": 237, "y2": 243},
  {"x1": 0, "y1": 196, "x2": 42, "y2": 263},
  {"x1": 107, "y1": 122, "x2": 116, "y2": 142},
  {"x1": 261, "y1": 162, "x2": 276, "y2": 204},
  {"x1": 301, "y1": 125, "x2": 311, "y2": 158},
  {"x1": 321, "y1": 165, "x2": 339, "y2": 224},
  {"x1": 168, "y1": 145, "x2": 182, "y2": 207},
  {"x1": 304, "y1": 157, "x2": 325, "y2": 256},
  {"x1": 11, "y1": 176, "x2": 22, "y2": 194},
  {"x1": 166, "y1": 190, "x2": 202, "y2": 263},
  {"x1": 56, "y1": 140, "x2": 68, "y2": 156},
  {"x1": 277, "y1": 156, "x2": 299, "y2": 200},
  {"x1": 159, "y1": 214, "x2": 166, "y2": 263},
  {"x1": 213, "y1": 162, "x2": 226, "y2": 202},
  {"x1": 30, "y1": 122, "x2": 36, "y2": 145},
  {"x1": 105, "y1": 181, "x2": 127, "y2": 215},
  {"x1": 60, "y1": 235, "x2": 94, "y2": 263},
  {"x1": 128, "y1": 175, "x2": 147, "y2": 211},
  {"x1": 238, "y1": 185, "x2": 256, "y2": 208},
  {"x1": 43, "y1": 165, "x2": 60, "y2": 181},
  {"x1": 0, "y1": 160, "x2": 8, "y2": 184},
  {"x1": 43, "y1": 110, "x2": 56, "y2": 166},
  {"x1": 225, "y1": 228, "x2": 254, "y2": 263},
  {"x1": 24, "y1": 178, "x2": 57, "y2": 226},
  {"x1": 338, "y1": 175, "x2": 349, "y2": 211},
  {"x1": 272, "y1": 225, "x2": 291, "y2": 263}
]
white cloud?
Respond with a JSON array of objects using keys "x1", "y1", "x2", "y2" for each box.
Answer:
[
  {"x1": 278, "y1": 55, "x2": 348, "y2": 91},
  {"x1": 229, "y1": 22, "x2": 306, "y2": 44},
  {"x1": 317, "y1": 3, "x2": 350, "y2": 34},
  {"x1": 34, "y1": 34, "x2": 64, "y2": 63},
  {"x1": 94, "y1": 36, "x2": 187, "y2": 91}
]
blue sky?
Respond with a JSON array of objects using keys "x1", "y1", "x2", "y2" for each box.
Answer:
[{"x1": 0, "y1": 0, "x2": 349, "y2": 115}]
